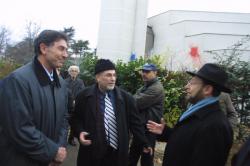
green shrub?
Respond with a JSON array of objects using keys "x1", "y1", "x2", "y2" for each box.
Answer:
[{"x1": 0, "y1": 58, "x2": 21, "y2": 79}]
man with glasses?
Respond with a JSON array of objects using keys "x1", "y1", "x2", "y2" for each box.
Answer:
[
  {"x1": 129, "y1": 63, "x2": 164, "y2": 166},
  {"x1": 147, "y1": 63, "x2": 233, "y2": 166}
]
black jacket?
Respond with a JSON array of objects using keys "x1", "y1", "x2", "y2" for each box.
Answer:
[
  {"x1": 72, "y1": 84, "x2": 148, "y2": 166},
  {"x1": 159, "y1": 101, "x2": 233, "y2": 166}
]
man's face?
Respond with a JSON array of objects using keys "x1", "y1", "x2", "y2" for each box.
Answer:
[
  {"x1": 185, "y1": 76, "x2": 206, "y2": 104},
  {"x1": 69, "y1": 68, "x2": 79, "y2": 78},
  {"x1": 96, "y1": 70, "x2": 116, "y2": 92},
  {"x1": 141, "y1": 70, "x2": 157, "y2": 82},
  {"x1": 42, "y1": 39, "x2": 68, "y2": 70}
]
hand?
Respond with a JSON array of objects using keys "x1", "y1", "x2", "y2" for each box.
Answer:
[
  {"x1": 79, "y1": 132, "x2": 92, "y2": 146},
  {"x1": 146, "y1": 118, "x2": 165, "y2": 135},
  {"x1": 143, "y1": 147, "x2": 153, "y2": 155},
  {"x1": 54, "y1": 147, "x2": 67, "y2": 163}
]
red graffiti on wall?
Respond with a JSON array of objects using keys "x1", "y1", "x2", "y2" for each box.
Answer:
[{"x1": 189, "y1": 46, "x2": 202, "y2": 67}]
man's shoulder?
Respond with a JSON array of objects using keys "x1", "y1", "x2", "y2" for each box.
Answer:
[
  {"x1": 77, "y1": 85, "x2": 94, "y2": 97},
  {"x1": 115, "y1": 87, "x2": 135, "y2": 102},
  {"x1": 152, "y1": 79, "x2": 164, "y2": 89},
  {"x1": 8, "y1": 62, "x2": 34, "y2": 81},
  {"x1": 115, "y1": 86, "x2": 131, "y2": 95},
  {"x1": 199, "y1": 103, "x2": 229, "y2": 125}
]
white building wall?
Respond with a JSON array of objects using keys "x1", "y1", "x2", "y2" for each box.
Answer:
[
  {"x1": 97, "y1": 0, "x2": 148, "y2": 62},
  {"x1": 148, "y1": 10, "x2": 250, "y2": 70}
]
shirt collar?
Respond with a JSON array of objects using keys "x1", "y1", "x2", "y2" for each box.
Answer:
[{"x1": 42, "y1": 65, "x2": 54, "y2": 81}]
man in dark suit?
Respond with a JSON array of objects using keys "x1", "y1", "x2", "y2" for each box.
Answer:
[
  {"x1": 72, "y1": 59, "x2": 151, "y2": 166},
  {"x1": 147, "y1": 63, "x2": 233, "y2": 166},
  {"x1": 65, "y1": 65, "x2": 85, "y2": 146}
]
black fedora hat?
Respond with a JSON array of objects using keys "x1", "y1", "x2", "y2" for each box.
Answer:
[{"x1": 186, "y1": 63, "x2": 231, "y2": 93}]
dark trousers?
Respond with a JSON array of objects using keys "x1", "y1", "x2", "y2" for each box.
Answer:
[
  {"x1": 99, "y1": 146, "x2": 118, "y2": 166},
  {"x1": 129, "y1": 138, "x2": 155, "y2": 166},
  {"x1": 77, "y1": 146, "x2": 118, "y2": 166}
]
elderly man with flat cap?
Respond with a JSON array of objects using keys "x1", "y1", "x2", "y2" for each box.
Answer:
[
  {"x1": 147, "y1": 63, "x2": 233, "y2": 166},
  {"x1": 71, "y1": 59, "x2": 152, "y2": 166}
]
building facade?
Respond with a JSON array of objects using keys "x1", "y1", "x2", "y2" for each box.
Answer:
[
  {"x1": 97, "y1": 0, "x2": 148, "y2": 62},
  {"x1": 97, "y1": 1, "x2": 250, "y2": 70},
  {"x1": 146, "y1": 10, "x2": 250, "y2": 70}
]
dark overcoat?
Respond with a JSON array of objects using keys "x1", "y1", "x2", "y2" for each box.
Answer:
[
  {"x1": 232, "y1": 137, "x2": 250, "y2": 166},
  {"x1": 0, "y1": 57, "x2": 68, "y2": 166},
  {"x1": 159, "y1": 101, "x2": 233, "y2": 166},
  {"x1": 65, "y1": 77, "x2": 85, "y2": 99},
  {"x1": 72, "y1": 85, "x2": 148, "y2": 166}
]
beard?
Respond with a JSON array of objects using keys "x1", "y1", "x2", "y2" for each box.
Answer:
[
  {"x1": 106, "y1": 84, "x2": 115, "y2": 90},
  {"x1": 186, "y1": 88, "x2": 205, "y2": 104}
]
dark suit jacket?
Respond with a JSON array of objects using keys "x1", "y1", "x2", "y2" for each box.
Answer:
[
  {"x1": 72, "y1": 84, "x2": 148, "y2": 166},
  {"x1": 159, "y1": 101, "x2": 233, "y2": 166}
]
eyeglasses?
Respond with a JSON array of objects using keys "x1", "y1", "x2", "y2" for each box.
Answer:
[{"x1": 187, "y1": 80, "x2": 203, "y2": 85}]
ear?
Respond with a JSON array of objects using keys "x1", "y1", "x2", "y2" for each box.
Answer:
[
  {"x1": 203, "y1": 85, "x2": 213, "y2": 96},
  {"x1": 95, "y1": 74, "x2": 99, "y2": 83},
  {"x1": 40, "y1": 43, "x2": 47, "y2": 55}
]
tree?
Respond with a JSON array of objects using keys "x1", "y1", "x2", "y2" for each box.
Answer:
[
  {"x1": 207, "y1": 35, "x2": 250, "y2": 140},
  {"x1": 0, "y1": 26, "x2": 10, "y2": 54},
  {"x1": 71, "y1": 40, "x2": 90, "y2": 56},
  {"x1": 63, "y1": 27, "x2": 75, "y2": 46},
  {"x1": 0, "y1": 57, "x2": 21, "y2": 79},
  {"x1": 4, "y1": 21, "x2": 41, "y2": 64},
  {"x1": 24, "y1": 21, "x2": 41, "y2": 56}
]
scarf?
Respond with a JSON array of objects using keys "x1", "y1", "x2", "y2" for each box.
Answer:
[{"x1": 179, "y1": 97, "x2": 218, "y2": 122}]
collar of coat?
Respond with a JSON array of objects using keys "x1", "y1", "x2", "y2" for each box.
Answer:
[
  {"x1": 144, "y1": 78, "x2": 158, "y2": 87},
  {"x1": 33, "y1": 55, "x2": 61, "y2": 87},
  {"x1": 181, "y1": 101, "x2": 220, "y2": 122}
]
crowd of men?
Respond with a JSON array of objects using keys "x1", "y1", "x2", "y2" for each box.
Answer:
[{"x1": 0, "y1": 29, "x2": 249, "y2": 166}]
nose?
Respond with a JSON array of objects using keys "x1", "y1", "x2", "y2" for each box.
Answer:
[
  {"x1": 63, "y1": 50, "x2": 68, "y2": 58},
  {"x1": 111, "y1": 76, "x2": 116, "y2": 81},
  {"x1": 184, "y1": 83, "x2": 190, "y2": 90}
]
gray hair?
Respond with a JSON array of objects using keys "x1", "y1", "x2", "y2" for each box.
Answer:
[{"x1": 68, "y1": 65, "x2": 80, "y2": 73}]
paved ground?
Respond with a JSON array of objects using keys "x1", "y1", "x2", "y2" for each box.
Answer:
[
  {"x1": 62, "y1": 141, "x2": 165, "y2": 166},
  {"x1": 61, "y1": 139, "x2": 247, "y2": 166},
  {"x1": 61, "y1": 142, "x2": 79, "y2": 166}
]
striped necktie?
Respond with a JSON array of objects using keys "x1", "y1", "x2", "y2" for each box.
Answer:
[{"x1": 104, "y1": 93, "x2": 118, "y2": 149}]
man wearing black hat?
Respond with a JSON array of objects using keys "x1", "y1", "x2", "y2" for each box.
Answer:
[
  {"x1": 129, "y1": 63, "x2": 164, "y2": 166},
  {"x1": 72, "y1": 59, "x2": 151, "y2": 166},
  {"x1": 147, "y1": 63, "x2": 233, "y2": 166}
]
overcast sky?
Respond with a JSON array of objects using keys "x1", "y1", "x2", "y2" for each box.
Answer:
[{"x1": 1, "y1": 0, "x2": 250, "y2": 48}]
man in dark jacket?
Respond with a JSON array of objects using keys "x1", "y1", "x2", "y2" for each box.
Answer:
[
  {"x1": 72, "y1": 59, "x2": 152, "y2": 166},
  {"x1": 147, "y1": 63, "x2": 233, "y2": 166},
  {"x1": 0, "y1": 30, "x2": 69, "y2": 166},
  {"x1": 129, "y1": 63, "x2": 164, "y2": 166},
  {"x1": 232, "y1": 137, "x2": 250, "y2": 166},
  {"x1": 65, "y1": 65, "x2": 85, "y2": 99},
  {"x1": 65, "y1": 65, "x2": 85, "y2": 146}
]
